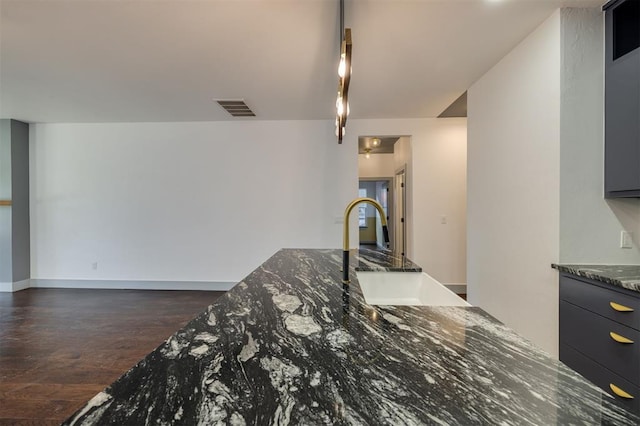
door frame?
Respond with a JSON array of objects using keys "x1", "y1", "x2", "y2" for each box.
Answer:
[{"x1": 394, "y1": 166, "x2": 407, "y2": 257}]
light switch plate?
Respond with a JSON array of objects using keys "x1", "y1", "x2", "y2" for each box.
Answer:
[{"x1": 620, "y1": 231, "x2": 633, "y2": 249}]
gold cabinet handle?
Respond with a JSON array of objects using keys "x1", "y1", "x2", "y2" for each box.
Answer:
[
  {"x1": 610, "y1": 383, "x2": 634, "y2": 399},
  {"x1": 610, "y1": 332, "x2": 634, "y2": 344},
  {"x1": 610, "y1": 302, "x2": 634, "y2": 312}
]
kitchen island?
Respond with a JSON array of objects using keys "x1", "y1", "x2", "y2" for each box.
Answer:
[{"x1": 65, "y1": 249, "x2": 636, "y2": 425}]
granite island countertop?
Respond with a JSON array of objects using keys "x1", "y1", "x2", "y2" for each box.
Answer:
[
  {"x1": 553, "y1": 264, "x2": 640, "y2": 293},
  {"x1": 65, "y1": 249, "x2": 637, "y2": 425},
  {"x1": 353, "y1": 248, "x2": 422, "y2": 273}
]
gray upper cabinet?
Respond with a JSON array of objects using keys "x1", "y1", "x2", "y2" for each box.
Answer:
[{"x1": 604, "y1": 0, "x2": 640, "y2": 198}]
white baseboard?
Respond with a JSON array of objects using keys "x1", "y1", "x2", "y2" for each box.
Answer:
[
  {"x1": 14, "y1": 279, "x2": 31, "y2": 291},
  {"x1": 29, "y1": 279, "x2": 234, "y2": 291},
  {"x1": 0, "y1": 279, "x2": 31, "y2": 292},
  {"x1": 444, "y1": 283, "x2": 467, "y2": 294}
]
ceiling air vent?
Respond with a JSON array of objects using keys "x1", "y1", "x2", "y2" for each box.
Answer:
[{"x1": 216, "y1": 99, "x2": 255, "y2": 117}]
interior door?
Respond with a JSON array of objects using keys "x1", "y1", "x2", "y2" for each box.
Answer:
[
  {"x1": 376, "y1": 181, "x2": 390, "y2": 249},
  {"x1": 394, "y1": 170, "x2": 406, "y2": 256}
]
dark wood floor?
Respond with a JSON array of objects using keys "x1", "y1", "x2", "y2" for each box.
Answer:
[{"x1": 0, "y1": 288, "x2": 224, "y2": 425}]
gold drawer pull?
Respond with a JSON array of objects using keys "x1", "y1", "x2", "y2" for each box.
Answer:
[
  {"x1": 610, "y1": 383, "x2": 634, "y2": 399},
  {"x1": 610, "y1": 302, "x2": 634, "y2": 312},
  {"x1": 610, "y1": 332, "x2": 634, "y2": 344}
]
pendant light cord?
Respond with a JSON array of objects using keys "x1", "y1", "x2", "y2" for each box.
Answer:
[{"x1": 340, "y1": 0, "x2": 344, "y2": 42}]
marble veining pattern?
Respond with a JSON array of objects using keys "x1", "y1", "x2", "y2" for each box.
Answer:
[
  {"x1": 353, "y1": 248, "x2": 422, "y2": 272},
  {"x1": 65, "y1": 250, "x2": 637, "y2": 425},
  {"x1": 553, "y1": 264, "x2": 640, "y2": 293}
]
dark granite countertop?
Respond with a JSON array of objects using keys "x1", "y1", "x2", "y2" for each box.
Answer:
[
  {"x1": 353, "y1": 248, "x2": 422, "y2": 272},
  {"x1": 553, "y1": 264, "x2": 640, "y2": 293},
  {"x1": 65, "y1": 249, "x2": 636, "y2": 425}
]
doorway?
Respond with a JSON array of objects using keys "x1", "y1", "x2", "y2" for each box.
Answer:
[
  {"x1": 357, "y1": 135, "x2": 411, "y2": 255},
  {"x1": 358, "y1": 179, "x2": 392, "y2": 251}
]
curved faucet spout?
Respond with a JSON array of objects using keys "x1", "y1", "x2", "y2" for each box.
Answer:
[{"x1": 342, "y1": 197, "x2": 390, "y2": 283}]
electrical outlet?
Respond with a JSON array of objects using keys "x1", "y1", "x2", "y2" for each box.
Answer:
[
  {"x1": 92, "y1": 262, "x2": 98, "y2": 270},
  {"x1": 440, "y1": 216, "x2": 447, "y2": 225},
  {"x1": 620, "y1": 231, "x2": 633, "y2": 249}
]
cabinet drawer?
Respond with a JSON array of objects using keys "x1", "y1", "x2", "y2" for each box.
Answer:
[
  {"x1": 560, "y1": 301, "x2": 640, "y2": 384},
  {"x1": 560, "y1": 275, "x2": 640, "y2": 330},
  {"x1": 561, "y1": 343, "x2": 639, "y2": 414}
]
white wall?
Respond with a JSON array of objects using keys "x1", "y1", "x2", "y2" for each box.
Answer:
[
  {"x1": 412, "y1": 123, "x2": 467, "y2": 286},
  {"x1": 467, "y1": 11, "x2": 561, "y2": 355},
  {"x1": 29, "y1": 118, "x2": 466, "y2": 289},
  {"x1": 358, "y1": 153, "x2": 395, "y2": 178},
  {"x1": 30, "y1": 120, "x2": 356, "y2": 283},
  {"x1": 347, "y1": 118, "x2": 467, "y2": 286},
  {"x1": 559, "y1": 8, "x2": 640, "y2": 263},
  {"x1": 468, "y1": 7, "x2": 640, "y2": 357},
  {"x1": 393, "y1": 136, "x2": 411, "y2": 175}
]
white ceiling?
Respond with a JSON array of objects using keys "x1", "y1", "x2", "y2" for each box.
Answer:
[{"x1": 0, "y1": 0, "x2": 602, "y2": 123}]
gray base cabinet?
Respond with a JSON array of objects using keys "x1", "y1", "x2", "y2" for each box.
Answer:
[
  {"x1": 559, "y1": 273, "x2": 640, "y2": 414},
  {"x1": 604, "y1": 0, "x2": 640, "y2": 198}
]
